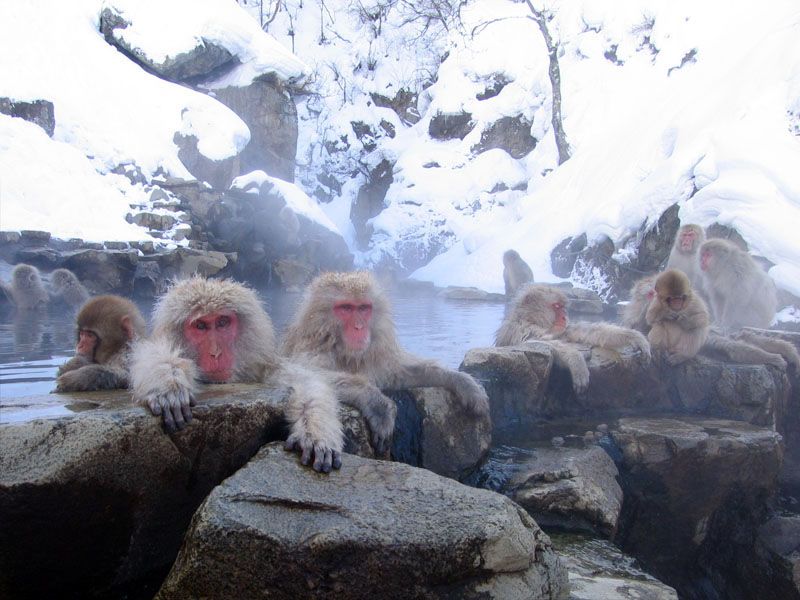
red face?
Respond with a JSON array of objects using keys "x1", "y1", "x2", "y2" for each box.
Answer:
[
  {"x1": 334, "y1": 300, "x2": 373, "y2": 352},
  {"x1": 666, "y1": 295, "x2": 687, "y2": 311},
  {"x1": 680, "y1": 230, "x2": 697, "y2": 252},
  {"x1": 76, "y1": 329, "x2": 98, "y2": 359},
  {"x1": 700, "y1": 249, "x2": 712, "y2": 271},
  {"x1": 551, "y1": 302, "x2": 567, "y2": 333},
  {"x1": 183, "y1": 311, "x2": 239, "y2": 382}
]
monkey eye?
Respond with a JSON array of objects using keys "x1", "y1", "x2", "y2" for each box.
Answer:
[
  {"x1": 356, "y1": 303, "x2": 372, "y2": 313},
  {"x1": 193, "y1": 320, "x2": 208, "y2": 331},
  {"x1": 552, "y1": 302, "x2": 564, "y2": 310},
  {"x1": 216, "y1": 315, "x2": 232, "y2": 328},
  {"x1": 334, "y1": 303, "x2": 355, "y2": 313}
]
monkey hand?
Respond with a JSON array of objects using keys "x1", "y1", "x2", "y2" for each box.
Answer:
[
  {"x1": 56, "y1": 354, "x2": 92, "y2": 377},
  {"x1": 141, "y1": 384, "x2": 197, "y2": 434},
  {"x1": 284, "y1": 432, "x2": 343, "y2": 473},
  {"x1": 452, "y1": 372, "x2": 491, "y2": 417},
  {"x1": 763, "y1": 353, "x2": 787, "y2": 370},
  {"x1": 665, "y1": 352, "x2": 690, "y2": 367},
  {"x1": 570, "y1": 362, "x2": 590, "y2": 396},
  {"x1": 627, "y1": 331, "x2": 652, "y2": 361},
  {"x1": 362, "y1": 390, "x2": 397, "y2": 455}
]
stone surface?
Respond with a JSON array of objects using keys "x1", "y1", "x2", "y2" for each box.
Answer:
[
  {"x1": 509, "y1": 446, "x2": 623, "y2": 537},
  {"x1": 462, "y1": 345, "x2": 786, "y2": 436},
  {"x1": 174, "y1": 132, "x2": 240, "y2": 190},
  {"x1": 428, "y1": 111, "x2": 474, "y2": 140},
  {"x1": 156, "y1": 443, "x2": 569, "y2": 600},
  {"x1": 438, "y1": 286, "x2": 506, "y2": 301},
  {"x1": 611, "y1": 417, "x2": 783, "y2": 598},
  {"x1": 554, "y1": 535, "x2": 679, "y2": 600},
  {"x1": 0, "y1": 97, "x2": 55, "y2": 136},
  {"x1": 472, "y1": 115, "x2": 537, "y2": 159}
]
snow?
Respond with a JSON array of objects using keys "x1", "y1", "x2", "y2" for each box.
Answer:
[{"x1": 0, "y1": 0, "x2": 798, "y2": 306}]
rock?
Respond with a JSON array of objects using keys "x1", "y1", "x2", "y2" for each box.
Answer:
[
  {"x1": 472, "y1": 115, "x2": 537, "y2": 159},
  {"x1": 155, "y1": 443, "x2": 569, "y2": 600},
  {"x1": 99, "y1": 7, "x2": 235, "y2": 82},
  {"x1": 550, "y1": 234, "x2": 587, "y2": 278},
  {"x1": 351, "y1": 158, "x2": 393, "y2": 249},
  {"x1": 611, "y1": 417, "x2": 783, "y2": 598},
  {"x1": 132, "y1": 259, "x2": 164, "y2": 299},
  {"x1": 132, "y1": 211, "x2": 177, "y2": 231},
  {"x1": 632, "y1": 204, "x2": 680, "y2": 272},
  {"x1": 390, "y1": 388, "x2": 492, "y2": 482},
  {"x1": 0, "y1": 384, "x2": 369, "y2": 598},
  {"x1": 212, "y1": 77, "x2": 298, "y2": 181},
  {"x1": 0, "y1": 97, "x2": 55, "y2": 136},
  {"x1": 428, "y1": 111, "x2": 474, "y2": 140},
  {"x1": 742, "y1": 513, "x2": 800, "y2": 600},
  {"x1": 174, "y1": 132, "x2": 240, "y2": 190},
  {"x1": 371, "y1": 89, "x2": 420, "y2": 125},
  {"x1": 438, "y1": 286, "x2": 506, "y2": 302},
  {"x1": 461, "y1": 345, "x2": 786, "y2": 436},
  {"x1": 554, "y1": 535, "x2": 679, "y2": 600},
  {"x1": 562, "y1": 286, "x2": 604, "y2": 315},
  {"x1": 272, "y1": 257, "x2": 314, "y2": 292},
  {"x1": 509, "y1": 446, "x2": 623, "y2": 537},
  {"x1": 61, "y1": 248, "x2": 140, "y2": 295}
]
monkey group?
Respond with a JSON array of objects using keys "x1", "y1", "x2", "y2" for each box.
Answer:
[{"x1": 1, "y1": 263, "x2": 90, "y2": 311}]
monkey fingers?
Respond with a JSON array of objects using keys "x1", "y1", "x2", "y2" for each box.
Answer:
[
  {"x1": 145, "y1": 388, "x2": 193, "y2": 433},
  {"x1": 453, "y1": 375, "x2": 490, "y2": 417},
  {"x1": 285, "y1": 435, "x2": 342, "y2": 473}
]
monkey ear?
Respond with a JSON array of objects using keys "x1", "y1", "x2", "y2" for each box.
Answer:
[{"x1": 121, "y1": 315, "x2": 135, "y2": 340}]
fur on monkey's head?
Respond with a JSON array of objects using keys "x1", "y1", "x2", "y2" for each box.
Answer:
[
  {"x1": 512, "y1": 284, "x2": 569, "y2": 329},
  {"x1": 77, "y1": 295, "x2": 146, "y2": 364},
  {"x1": 152, "y1": 277, "x2": 278, "y2": 380},
  {"x1": 12, "y1": 264, "x2": 41, "y2": 287},
  {"x1": 699, "y1": 238, "x2": 736, "y2": 261},
  {"x1": 655, "y1": 269, "x2": 691, "y2": 298}
]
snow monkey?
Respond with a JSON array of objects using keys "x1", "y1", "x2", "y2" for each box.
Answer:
[
  {"x1": 645, "y1": 270, "x2": 710, "y2": 365},
  {"x1": 503, "y1": 249, "x2": 534, "y2": 298},
  {"x1": 699, "y1": 238, "x2": 778, "y2": 331},
  {"x1": 281, "y1": 271, "x2": 491, "y2": 452},
  {"x1": 49, "y1": 268, "x2": 90, "y2": 308},
  {"x1": 5, "y1": 263, "x2": 49, "y2": 310},
  {"x1": 495, "y1": 284, "x2": 650, "y2": 394},
  {"x1": 620, "y1": 274, "x2": 657, "y2": 333},
  {"x1": 130, "y1": 277, "x2": 343, "y2": 473},
  {"x1": 667, "y1": 224, "x2": 706, "y2": 290},
  {"x1": 55, "y1": 295, "x2": 146, "y2": 392}
]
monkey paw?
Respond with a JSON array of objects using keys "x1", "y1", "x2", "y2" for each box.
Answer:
[
  {"x1": 764, "y1": 353, "x2": 787, "y2": 369},
  {"x1": 284, "y1": 434, "x2": 342, "y2": 473},
  {"x1": 143, "y1": 388, "x2": 196, "y2": 434},
  {"x1": 570, "y1": 367, "x2": 590, "y2": 396},
  {"x1": 455, "y1": 374, "x2": 491, "y2": 417}
]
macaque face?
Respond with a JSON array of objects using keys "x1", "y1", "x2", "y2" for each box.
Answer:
[
  {"x1": 77, "y1": 329, "x2": 98, "y2": 359},
  {"x1": 700, "y1": 249, "x2": 713, "y2": 271},
  {"x1": 665, "y1": 294, "x2": 687, "y2": 311},
  {"x1": 680, "y1": 229, "x2": 697, "y2": 252},
  {"x1": 334, "y1": 300, "x2": 373, "y2": 352},
  {"x1": 183, "y1": 310, "x2": 239, "y2": 382},
  {"x1": 551, "y1": 301, "x2": 568, "y2": 333}
]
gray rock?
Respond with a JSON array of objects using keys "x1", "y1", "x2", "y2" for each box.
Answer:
[
  {"x1": 0, "y1": 97, "x2": 55, "y2": 136},
  {"x1": 100, "y1": 8, "x2": 235, "y2": 82},
  {"x1": 612, "y1": 416, "x2": 783, "y2": 597},
  {"x1": 428, "y1": 111, "x2": 474, "y2": 140},
  {"x1": 156, "y1": 443, "x2": 570, "y2": 600},
  {"x1": 509, "y1": 446, "x2": 622, "y2": 537},
  {"x1": 746, "y1": 514, "x2": 800, "y2": 600},
  {"x1": 438, "y1": 286, "x2": 506, "y2": 302},
  {"x1": 351, "y1": 158, "x2": 392, "y2": 249},
  {"x1": 472, "y1": 115, "x2": 537, "y2": 159},
  {"x1": 61, "y1": 248, "x2": 140, "y2": 295},
  {"x1": 174, "y1": 132, "x2": 240, "y2": 190},
  {"x1": 212, "y1": 78, "x2": 299, "y2": 181},
  {"x1": 555, "y1": 535, "x2": 678, "y2": 600},
  {"x1": 563, "y1": 286, "x2": 604, "y2": 315},
  {"x1": 550, "y1": 233, "x2": 587, "y2": 279}
]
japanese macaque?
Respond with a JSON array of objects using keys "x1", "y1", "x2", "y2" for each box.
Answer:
[
  {"x1": 49, "y1": 268, "x2": 90, "y2": 308},
  {"x1": 495, "y1": 284, "x2": 650, "y2": 394},
  {"x1": 6, "y1": 264, "x2": 49, "y2": 310},
  {"x1": 703, "y1": 331, "x2": 789, "y2": 370},
  {"x1": 645, "y1": 270, "x2": 710, "y2": 365},
  {"x1": 281, "y1": 272, "x2": 490, "y2": 450},
  {"x1": 620, "y1": 274, "x2": 657, "y2": 333},
  {"x1": 55, "y1": 295, "x2": 146, "y2": 392},
  {"x1": 667, "y1": 224, "x2": 705, "y2": 289},
  {"x1": 503, "y1": 249, "x2": 534, "y2": 298},
  {"x1": 130, "y1": 277, "x2": 343, "y2": 472},
  {"x1": 699, "y1": 238, "x2": 778, "y2": 330},
  {"x1": 734, "y1": 329, "x2": 800, "y2": 370}
]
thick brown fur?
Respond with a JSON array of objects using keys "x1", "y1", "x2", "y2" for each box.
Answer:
[
  {"x1": 282, "y1": 271, "x2": 490, "y2": 450},
  {"x1": 667, "y1": 224, "x2": 705, "y2": 290},
  {"x1": 620, "y1": 274, "x2": 657, "y2": 333},
  {"x1": 495, "y1": 284, "x2": 650, "y2": 393},
  {"x1": 49, "y1": 268, "x2": 90, "y2": 308},
  {"x1": 503, "y1": 249, "x2": 534, "y2": 298},
  {"x1": 8, "y1": 264, "x2": 49, "y2": 310},
  {"x1": 131, "y1": 277, "x2": 343, "y2": 472},
  {"x1": 646, "y1": 270, "x2": 710, "y2": 365},
  {"x1": 55, "y1": 295, "x2": 146, "y2": 392},
  {"x1": 699, "y1": 238, "x2": 777, "y2": 330}
]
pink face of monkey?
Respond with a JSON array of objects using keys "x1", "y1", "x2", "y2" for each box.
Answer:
[
  {"x1": 700, "y1": 249, "x2": 713, "y2": 272},
  {"x1": 76, "y1": 329, "x2": 99, "y2": 359},
  {"x1": 680, "y1": 229, "x2": 697, "y2": 252},
  {"x1": 183, "y1": 310, "x2": 239, "y2": 382},
  {"x1": 334, "y1": 300, "x2": 373, "y2": 352},
  {"x1": 551, "y1": 301, "x2": 568, "y2": 334}
]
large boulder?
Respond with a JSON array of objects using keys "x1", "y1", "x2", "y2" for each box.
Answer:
[
  {"x1": 0, "y1": 97, "x2": 55, "y2": 137},
  {"x1": 508, "y1": 445, "x2": 623, "y2": 537},
  {"x1": 461, "y1": 345, "x2": 786, "y2": 436},
  {"x1": 611, "y1": 417, "x2": 783, "y2": 598},
  {"x1": 156, "y1": 443, "x2": 570, "y2": 600}
]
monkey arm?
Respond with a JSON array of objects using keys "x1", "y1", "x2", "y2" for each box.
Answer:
[
  {"x1": 279, "y1": 361, "x2": 344, "y2": 473},
  {"x1": 54, "y1": 362, "x2": 129, "y2": 392},
  {"x1": 387, "y1": 354, "x2": 490, "y2": 417},
  {"x1": 56, "y1": 354, "x2": 92, "y2": 377},
  {"x1": 547, "y1": 340, "x2": 590, "y2": 395},
  {"x1": 565, "y1": 322, "x2": 651, "y2": 359},
  {"x1": 130, "y1": 337, "x2": 197, "y2": 433},
  {"x1": 705, "y1": 332, "x2": 786, "y2": 369},
  {"x1": 734, "y1": 331, "x2": 800, "y2": 370},
  {"x1": 329, "y1": 372, "x2": 396, "y2": 455}
]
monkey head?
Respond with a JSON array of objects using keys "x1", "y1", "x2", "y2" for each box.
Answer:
[
  {"x1": 76, "y1": 295, "x2": 145, "y2": 363},
  {"x1": 676, "y1": 224, "x2": 703, "y2": 254},
  {"x1": 12, "y1": 264, "x2": 41, "y2": 289},
  {"x1": 317, "y1": 272, "x2": 378, "y2": 357},
  {"x1": 183, "y1": 310, "x2": 239, "y2": 382},
  {"x1": 503, "y1": 249, "x2": 520, "y2": 268},
  {"x1": 699, "y1": 239, "x2": 731, "y2": 272},
  {"x1": 516, "y1": 284, "x2": 569, "y2": 333},
  {"x1": 654, "y1": 269, "x2": 690, "y2": 311}
]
